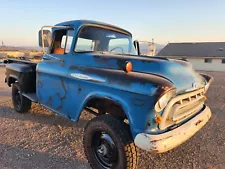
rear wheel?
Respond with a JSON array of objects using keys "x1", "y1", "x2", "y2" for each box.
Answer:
[
  {"x1": 84, "y1": 115, "x2": 139, "y2": 169},
  {"x1": 12, "y1": 83, "x2": 31, "y2": 113}
]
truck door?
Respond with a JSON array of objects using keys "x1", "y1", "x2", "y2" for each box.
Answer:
[{"x1": 36, "y1": 29, "x2": 74, "y2": 118}]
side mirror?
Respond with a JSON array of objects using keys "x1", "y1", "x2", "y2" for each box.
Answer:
[
  {"x1": 38, "y1": 30, "x2": 51, "y2": 48},
  {"x1": 3, "y1": 60, "x2": 8, "y2": 64},
  {"x1": 133, "y1": 40, "x2": 140, "y2": 55}
]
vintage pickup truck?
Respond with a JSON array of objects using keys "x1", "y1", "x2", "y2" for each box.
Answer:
[{"x1": 4, "y1": 20, "x2": 213, "y2": 169}]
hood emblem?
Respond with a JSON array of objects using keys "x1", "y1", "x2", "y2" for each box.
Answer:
[
  {"x1": 185, "y1": 82, "x2": 204, "y2": 92},
  {"x1": 192, "y1": 82, "x2": 203, "y2": 89}
]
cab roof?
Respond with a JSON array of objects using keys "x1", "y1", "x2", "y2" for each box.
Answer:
[{"x1": 55, "y1": 20, "x2": 132, "y2": 37}]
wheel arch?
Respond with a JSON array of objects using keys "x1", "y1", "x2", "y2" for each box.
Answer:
[
  {"x1": 7, "y1": 75, "x2": 18, "y2": 87},
  {"x1": 77, "y1": 92, "x2": 134, "y2": 134}
]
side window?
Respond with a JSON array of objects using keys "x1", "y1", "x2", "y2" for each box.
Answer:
[
  {"x1": 204, "y1": 58, "x2": 212, "y2": 63},
  {"x1": 61, "y1": 30, "x2": 74, "y2": 54},
  {"x1": 75, "y1": 38, "x2": 95, "y2": 52},
  {"x1": 108, "y1": 38, "x2": 129, "y2": 53},
  {"x1": 221, "y1": 59, "x2": 225, "y2": 64},
  {"x1": 51, "y1": 29, "x2": 74, "y2": 54}
]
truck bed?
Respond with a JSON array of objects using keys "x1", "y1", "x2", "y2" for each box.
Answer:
[
  {"x1": 5, "y1": 58, "x2": 37, "y2": 95},
  {"x1": 6, "y1": 58, "x2": 39, "y2": 65}
]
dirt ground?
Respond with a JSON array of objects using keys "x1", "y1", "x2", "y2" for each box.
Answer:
[{"x1": 0, "y1": 67, "x2": 224, "y2": 169}]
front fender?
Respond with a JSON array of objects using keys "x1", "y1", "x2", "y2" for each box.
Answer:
[
  {"x1": 76, "y1": 90, "x2": 159, "y2": 139},
  {"x1": 67, "y1": 66, "x2": 175, "y2": 138}
]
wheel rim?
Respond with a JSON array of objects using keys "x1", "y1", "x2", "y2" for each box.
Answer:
[
  {"x1": 14, "y1": 89, "x2": 21, "y2": 109},
  {"x1": 92, "y1": 132, "x2": 118, "y2": 169}
]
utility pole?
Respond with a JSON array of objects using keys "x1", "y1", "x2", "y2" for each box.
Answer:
[
  {"x1": 148, "y1": 39, "x2": 156, "y2": 56},
  {"x1": 138, "y1": 39, "x2": 157, "y2": 56}
]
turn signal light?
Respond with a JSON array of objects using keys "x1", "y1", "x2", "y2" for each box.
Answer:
[
  {"x1": 155, "y1": 114, "x2": 162, "y2": 124},
  {"x1": 203, "y1": 96, "x2": 207, "y2": 101},
  {"x1": 125, "y1": 62, "x2": 132, "y2": 73}
]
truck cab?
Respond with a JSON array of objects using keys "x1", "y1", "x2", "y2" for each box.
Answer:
[{"x1": 5, "y1": 20, "x2": 213, "y2": 169}]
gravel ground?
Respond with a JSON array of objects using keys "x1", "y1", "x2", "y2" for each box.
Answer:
[{"x1": 0, "y1": 67, "x2": 224, "y2": 169}]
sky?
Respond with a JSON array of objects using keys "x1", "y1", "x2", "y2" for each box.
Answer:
[{"x1": 0, "y1": 0, "x2": 225, "y2": 46}]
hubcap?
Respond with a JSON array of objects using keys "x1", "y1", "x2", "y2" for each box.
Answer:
[
  {"x1": 14, "y1": 89, "x2": 21, "y2": 109},
  {"x1": 92, "y1": 132, "x2": 118, "y2": 169},
  {"x1": 97, "y1": 144, "x2": 108, "y2": 156}
]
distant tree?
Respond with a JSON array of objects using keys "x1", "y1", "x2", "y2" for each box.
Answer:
[
  {"x1": 31, "y1": 50, "x2": 38, "y2": 52},
  {"x1": 7, "y1": 55, "x2": 14, "y2": 58}
]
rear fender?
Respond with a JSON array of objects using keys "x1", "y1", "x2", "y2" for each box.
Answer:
[
  {"x1": 5, "y1": 63, "x2": 36, "y2": 93},
  {"x1": 7, "y1": 75, "x2": 18, "y2": 87}
]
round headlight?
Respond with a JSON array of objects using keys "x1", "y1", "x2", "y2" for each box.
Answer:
[
  {"x1": 155, "y1": 89, "x2": 176, "y2": 112},
  {"x1": 158, "y1": 93, "x2": 171, "y2": 109}
]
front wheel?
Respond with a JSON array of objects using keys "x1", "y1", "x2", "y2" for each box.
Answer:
[
  {"x1": 12, "y1": 83, "x2": 31, "y2": 113},
  {"x1": 83, "y1": 115, "x2": 139, "y2": 169}
]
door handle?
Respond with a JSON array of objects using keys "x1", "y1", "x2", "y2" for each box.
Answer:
[
  {"x1": 43, "y1": 56, "x2": 51, "y2": 60},
  {"x1": 43, "y1": 55, "x2": 64, "y2": 62}
]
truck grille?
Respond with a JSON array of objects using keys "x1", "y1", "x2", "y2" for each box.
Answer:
[{"x1": 159, "y1": 88, "x2": 205, "y2": 130}]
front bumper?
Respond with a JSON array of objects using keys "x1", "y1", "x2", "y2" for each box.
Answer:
[{"x1": 134, "y1": 106, "x2": 211, "y2": 153}]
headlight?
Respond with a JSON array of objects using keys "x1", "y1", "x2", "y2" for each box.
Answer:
[{"x1": 155, "y1": 89, "x2": 176, "y2": 112}]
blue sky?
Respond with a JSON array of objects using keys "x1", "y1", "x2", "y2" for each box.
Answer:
[{"x1": 0, "y1": 0, "x2": 225, "y2": 46}]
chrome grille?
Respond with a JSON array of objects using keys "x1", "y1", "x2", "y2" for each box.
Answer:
[{"x1": 159, "y1": 88, "x2": 205, "y2": 130}]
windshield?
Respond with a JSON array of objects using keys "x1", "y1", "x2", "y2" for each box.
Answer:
[{"x1": 75, "y1": 26, "x2": 137, "y2": 55}]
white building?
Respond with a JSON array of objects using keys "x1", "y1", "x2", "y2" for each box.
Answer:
[{"x1": 157, "y1": 42, "x2": 225, "y2": 72}]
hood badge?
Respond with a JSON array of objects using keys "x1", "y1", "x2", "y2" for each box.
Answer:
[{"x1": 185, "y1": 82, "x2": 204, "y2": 92}]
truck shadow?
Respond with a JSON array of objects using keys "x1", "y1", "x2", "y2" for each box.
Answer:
[{"x1": 0, "y1": 104, "x2": 90, "y2": 129}]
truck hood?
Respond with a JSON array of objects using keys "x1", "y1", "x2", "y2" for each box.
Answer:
[{"x1": 92, "y1": 54, "x2": 206, "y2": 94}]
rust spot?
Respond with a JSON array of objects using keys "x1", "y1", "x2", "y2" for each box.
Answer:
[
  {"x1": 67, "y1": 114, "x2": 71, "y2": 119},
  {"x1": 131, "y1": 98, "x2": 144, "y2": 107},
  {"x1": 38, "y1": 80, "x2": 43, "y2": 88},
  {"x1": 195, "y1": 119, "x2": 203, "y2": 126},
  {"x1": 93, "y1": 55, "x2": 110, "y2": 64},
  {"x1": 116, "y1": 59, "x2": 127, "y2": 70},
  {"x1": 144, "y1": 120, "x2": 151, "y2": 130},
  {"x1": 56, "y1": 105, "x2": 63, "y2": 110},
  {"x1": 69, "y1": 65, "x2": 86, "y2": 71},
  {"x1": 55, "y1": 78, "x2": 67, "y2": 110},
  {"x1": 60, "y1": 78, "x2": 67, "y2": 94},
  {"x1": 150, "y1": 135, "x2": 173, "y2": 144},
  {"x1": 78, "y1": 87, "x2": 82, "y2": 93},
  {"x1": 60, "y1": 62, "x2": 66, "y2": 67},
  {"x1": 46, "y1": 96, "x2": 53, "y2": 107},
  {"x1": 37, "y1": 91, "x2": 43, "y2": 100},
  {"x1": 155, "y1": 85, "x2": 175, "y2": 98}
]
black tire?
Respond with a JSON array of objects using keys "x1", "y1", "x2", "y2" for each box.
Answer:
[
  {"x1": 84, "y1": 115, "x2": 139, "y2": 169},
  {"x1": 12, "y1": 83, "x2": 32, "y2": 113}
]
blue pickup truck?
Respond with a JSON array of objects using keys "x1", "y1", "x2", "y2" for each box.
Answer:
[{"x1": 5, "y1": 20, "x2": 213, "y2": 169}]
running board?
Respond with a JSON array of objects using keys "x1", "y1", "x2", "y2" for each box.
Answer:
[{"x1": 22, "y1": 93, "x2": 38, "y2": 103}]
